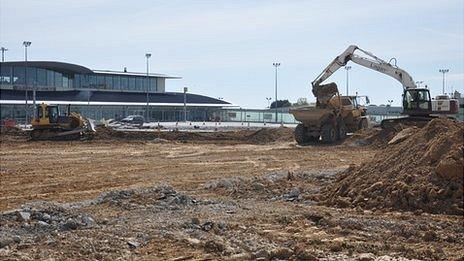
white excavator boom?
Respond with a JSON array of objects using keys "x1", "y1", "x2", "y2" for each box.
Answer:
[{"x1": 312, "y1": 45, "x2": 417, "y2": 90}]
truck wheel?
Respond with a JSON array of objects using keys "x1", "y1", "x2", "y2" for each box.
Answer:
[
  {"x1": 294, "y1": 123, "x2": 309, "y2": 144},
  {"x1": 358, "y1": 118, "x2": 368, "y2": 130},
  {"x1": 337, "y1": 121, "x2": 347, "y2": 140},
  {"x1": 321, "y1": 123, "x2": 337, "y2": 143}
]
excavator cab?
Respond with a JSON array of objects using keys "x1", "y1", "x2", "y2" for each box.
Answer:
[{"x1": 402, "y1": 88, "x2": 432, "y2": 116}]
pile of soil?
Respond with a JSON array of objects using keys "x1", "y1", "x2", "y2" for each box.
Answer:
[
  {"x1": 323, "y1": 118, "x2": 464, "y2": 215},
  {"x1": 94, "y1": 126, "x2": 294, "y2": 144},
  {"x1": 346, "y1": 120, "x2": 431, "y2": 148},
  {"x1": 0, "y1": 127, "x2": 28, "y2": 141},
  {"x1": 245, "y1": 127, "x2": 294, "y2": 143}
]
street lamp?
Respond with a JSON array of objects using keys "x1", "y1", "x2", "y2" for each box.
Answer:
[
  {"x1": 23, "y1": 41, "x2": 31, "y2": 127},
  {"x1": 439, "y1": 69, "x2": 449, "y2": 94},
  {"x1": 266, "y1": 97, "x2": 272, "y2": 109},
  {"x1": 344, "y1": 66, "x2": 352, "y2": 96},
  {"x1": 415, "y1": 81, "x2": 424, "y2": 88},
  {"x1": 387, "y1": 99, "x2": 393, "y2": 116},
  {"x1": 183, "y1": 87, "x2": 188, "y2": 122},
  {"x1": 0, "y1": 47, "x2": 8, "y2": 62},
  {"x1": 273, "y1": 62, "x2": 280, "y2": 123},
  {"x1": 145, "y1": 53, "x2": 151, "y2": 122}
]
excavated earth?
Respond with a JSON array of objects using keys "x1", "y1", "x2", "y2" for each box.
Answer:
[
  {"x1": 0, "y1": 124, "x2": 463, "y2": 260},
  {"x1": 327, "y1": 119, "x2": 463, "y2": 215}
]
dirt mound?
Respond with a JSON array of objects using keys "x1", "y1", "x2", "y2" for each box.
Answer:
[
  {"x1": 346, "y1": 120, "x2": 432, "y2": 148},
  {"x1": 93, "y1": 126, "x2": 294, "y2": 144},
  {"x1": 324, "y1": 118, "x2": 464, "y2": 215},
  {"x1": 0, "y1": 126, "x2": 28, "y2": 142},
  {"x1": 245, "y1": 127, "x2": 294, "y2": 143}
]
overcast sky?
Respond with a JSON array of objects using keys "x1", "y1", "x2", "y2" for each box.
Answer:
[{"x1": 1, "y1": 0, "x2": 463, "y2": 108}]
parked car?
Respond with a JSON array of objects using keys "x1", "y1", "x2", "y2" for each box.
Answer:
[{"x1": 121, "y1": 115, "x2": 145, "y2": 125}]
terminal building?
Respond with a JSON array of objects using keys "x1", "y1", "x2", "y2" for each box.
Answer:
[{"x1": 0, "y1": 61, "x2": 231, "y2": 123}]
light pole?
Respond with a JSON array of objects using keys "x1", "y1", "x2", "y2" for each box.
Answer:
[
  {"x1": 266, "y1": 97, "x2": 272, "y2": 109},
  {"x1": 439, "y1": 69, "x2": 449, "y2": 94},
  {"x1": 183, "y1": 87, "x2": 188, "y2": 122},
  {"x1": 23, "y1": 41, "x2": 31, "y2": 127},
  {"x1": 0, "y1": 47, "x2": 7, "y2": 62},
  {"x1": 145, "y1": 53, "x2": 151, "y2": 122},
  {"x1": 345, "y1": 66, "x2": 351, "y2": 96},
  {"x1": 273, "y1": 62, "x2": 280, "y2": 123},
  {"x1": 387, "y1": 99, "x2": 393, "y2": 117}
]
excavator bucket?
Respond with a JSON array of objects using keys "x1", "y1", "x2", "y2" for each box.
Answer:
[{"x1": 312, "y1": 82, "x2": 339, "y2": 105}]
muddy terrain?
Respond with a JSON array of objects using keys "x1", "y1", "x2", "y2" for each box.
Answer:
[{"x1": 0, "y1": 121, "x2": 463, "y2": 260}]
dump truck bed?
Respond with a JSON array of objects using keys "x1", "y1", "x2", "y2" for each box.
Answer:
[{"x1": 290, "y1": 106, "x2": 334, "y2": 126}]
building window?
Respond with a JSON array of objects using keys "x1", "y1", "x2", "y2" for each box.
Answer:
[
  {"x1": 149, "y1": 78, "x2": 157, "y2": 92},
  {"x1": 81, "y1": 74, "x2": 90, "y2": 88},
  {"x1": 37, "y1": 68, "x2": 47, "y2": 86},
  {"x1": 13, "y1": 66, "x2": 25, "y2": 84},
  {"x1": 54, "y1": 72, "x2": 62, "y2": 87},
  {"x1": 89, "y1": 75, "x2": 96, "y2": 88},
  {"x1": 105, "y1": 75, "x2": 113, "y2": 89},
  {"x1": 135, "y1": 77, "x2": 143, "y2": 91},
  {"x1": 26, "y1": 67, "x2": 36, "y2": 86},
  {"x1": 120, "y1": 76, "x2": 128, "y2": 90},
  {"x1": 74, "y1": 74, "x2": 81, "y2": 88},
  {"x1": 0, "y1": 65, "x2": 12, "y2": 84},
  {"x1": 96, "y1": 75, "x2": 105, "y2": 89},
  {"x1": 113, "y1": 75, "x2": 120, "y2": 90},
  {"x1": 129, "y1": 76, "x2": 135, "y2": 90},
  {"x1": 47, "y1": 70, "x2": 54, "y2": 86}
]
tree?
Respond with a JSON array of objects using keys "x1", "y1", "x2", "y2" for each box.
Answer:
[{"x1": 270, "y1": 100, "x2": 292, "y2": 108}]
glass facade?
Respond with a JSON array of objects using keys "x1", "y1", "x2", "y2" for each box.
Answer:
[
  {"x1": 0, "y1": 65, "x2": 158, "y2": 92},
  {"x1": 0, "y1": 104, "x2": 222, "y2": 124}
]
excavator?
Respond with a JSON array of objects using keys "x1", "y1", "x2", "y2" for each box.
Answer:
[
  {"x1": 30, "y1": 103, "x2": 95, "y2": 140},
  {"x1": 311, "y1": 45, "x2": 454, "y2": 128},
  {"x1": 290, "y1": 45, "x2": 459, "y2": 144}
]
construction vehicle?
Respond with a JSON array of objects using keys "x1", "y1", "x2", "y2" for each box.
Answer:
[
  {"x1": 30, "y1": 103, "x2": 95, "y2": 140},
  {"x1": 290, "y1": 83, "x2": 369, "y2": 144},
  {"x1": 291, "y1": 44, "x2": 459, "y2": 144}
]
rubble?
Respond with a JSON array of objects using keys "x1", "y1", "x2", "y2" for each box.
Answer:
[{"x1": 324, "y1": 118, "x2": 464, "y2": 215}]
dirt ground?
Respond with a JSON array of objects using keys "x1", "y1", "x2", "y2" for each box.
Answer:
[{"x1": 0, "y1": 129, "x2": 463, "y2": 260}]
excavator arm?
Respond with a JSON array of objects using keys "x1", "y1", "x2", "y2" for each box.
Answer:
[{"x1": 311, "y1": 45, "x2": 417, "y2": 103}]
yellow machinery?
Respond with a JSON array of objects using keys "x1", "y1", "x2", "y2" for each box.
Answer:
[
  {"x1": 30, "y1": 103, "x2": 95, "y2": 140},
  {"x1": 290, "y1": 83, "x2": 369, "y2": 144}
]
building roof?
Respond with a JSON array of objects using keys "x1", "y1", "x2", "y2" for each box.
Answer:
[
  {"x1": 1, "y1": 61, "x2": 94, "y2": 74},
  {"x1": 1, "y1": 61, "x2": 179, "y2": 78},
  {"x1": 93, "y1": 70, "x2": 180, "y2": 79},
  {"x1": 0, "y1": 89, "x2": 232, "y2": 107}
]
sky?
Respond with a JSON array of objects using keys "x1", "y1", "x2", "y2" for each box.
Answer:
[{"x1": 1, "y1": 0, "x2": 463, "y2": 108}]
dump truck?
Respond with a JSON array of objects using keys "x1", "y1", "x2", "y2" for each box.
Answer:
[
  {"x1": 290, "y1": 83, "x2": 369, "y2": 144},
  {"x1": 30, "y1": 103, "x2": 95, "y2": 140}
]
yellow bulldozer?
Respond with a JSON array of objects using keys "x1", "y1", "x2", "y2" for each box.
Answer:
[{"x1": 30, "y1": 103, "x2": 95, "y2": 140}]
